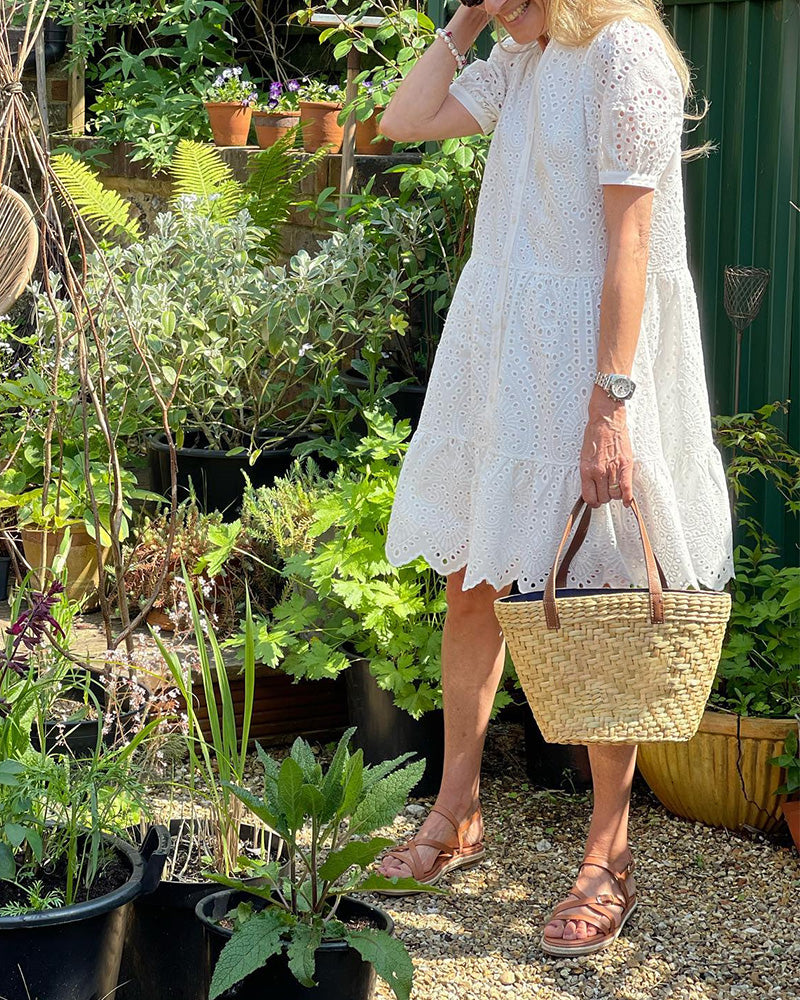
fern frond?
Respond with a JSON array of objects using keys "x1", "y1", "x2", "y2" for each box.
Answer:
[
  {"x1": 246, "y1": 127, "x2": 328, "y2": 262},
  {"x1": 169, "y1": 140, "x2": 245, "y2": 221},
  {"x1": 51, "y1": 153, "x2": 142, "y2": 243}
]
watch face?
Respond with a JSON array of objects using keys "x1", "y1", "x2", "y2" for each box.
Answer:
[{"x1": 611, "y1": 377, "x2": 633, "y2": 399}]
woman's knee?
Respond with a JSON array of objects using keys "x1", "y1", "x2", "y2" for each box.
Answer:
[{"x1": 445, "y1": 568, "x2": 508, "y2": 621}]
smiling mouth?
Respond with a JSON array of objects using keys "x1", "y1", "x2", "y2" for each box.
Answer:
[{"x1": 501, "y1": 0, "x2": 529, "y2": 23}]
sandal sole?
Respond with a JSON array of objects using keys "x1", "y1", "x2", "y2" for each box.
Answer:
[
  {"x1": 540, "y1": 900, "x2": 638, "y2": 956},
  {"x1": 374, "y1": 848, "x2": 487, "y2": 896}
]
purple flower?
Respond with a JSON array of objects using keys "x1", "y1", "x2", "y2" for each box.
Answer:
[
  {"x1": 270, "y1": 81, "x2": 283, "y2": 97},
  {"x1": 268, "y1": 98, "x2": 278, "y2": 109},
  {"x1": 287, "y1": 79, "x2": 300, "y2": 92}
]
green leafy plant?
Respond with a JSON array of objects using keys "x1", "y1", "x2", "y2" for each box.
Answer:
[
  {"x1": 50, "y1": 153, "x2": 143, "y2": 242},
  {"x1": 229, "y1": 414, "x2": 513, "y2": 719},
  {"x1": 0, "y1": 580, "x2": 153, "y2": 908},
  {"x1": 155, "y1": 573, "x2": 264, "y2": 876},
  {"x1": 204, "y1": 728, "x2": 430, "y2": 999},
  {"x1": 709, "y1": 401, "x2": 800, "y2": 721},
  {"x1": 205, "y1": 65, "x2": 258, "y2": 105},
  {"x1": 769, "y1": 728, "x2": 800, "y2": 797},
  {"x1": 78, "y1": 0, "x2": 241, "y2": 167},
  {"x1": 297, "y1": 78, "x2": 347, "y2": 104}
]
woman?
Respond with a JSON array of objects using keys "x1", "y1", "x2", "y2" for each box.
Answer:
[{"x1": 376, "y1": 0, "x2": 733, "y2": 956}]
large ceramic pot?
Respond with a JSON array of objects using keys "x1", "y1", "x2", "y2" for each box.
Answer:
[
  {"x1": 205, "y1": 102, "x2": 253, "y2": 146},
  {"x1": 0, "y1": 826, "x2": 168, "y2": 1000},
  {"x1": 253, "y1": 109, "x2": 301, "y2": 148},
  {"x1": 20, "y1": 524, "x2": 108, "y2": 610},
  {"x1": 637, "y1": 709, "x2": 798, "y2": 833},
  {"x1": 196, "y1": 890, "x2": 393, "y2": 1000},
  {"x1": 781, "y1": 799, "x2": 800, "y2": 851},
  {"x1": 355, "y1": 112, "x2": 394, "y2": 155},
  {"x1": 298, "y1": 100, "x2": 344, "y2": 153}
]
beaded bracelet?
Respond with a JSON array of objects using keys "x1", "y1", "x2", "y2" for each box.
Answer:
[{"x1": 434, "y1": 27, "x2": 468, "y2": 72}]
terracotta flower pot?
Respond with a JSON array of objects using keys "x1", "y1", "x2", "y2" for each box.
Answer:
[
  {"x1": 781, "y1": 799, "x2": 800, "y2": 852},
  {"x1": 20, "y1": 524, "x2": 108, "y2": 611},
  {"x1": 298, "y1": 100, "x2": 344, "y2": 153},
  {"x1": 355, "y1": 112, "x2": 394, "y2": 155},
  {"x1": 252, "y1": 110, "x2": 301, "y2": 149},
  {"x1": 204, "y1": 102, "x2": 253, "y2": 147},
  {"x1": 637, "y1": 709, "x2": 798, "y2": 833}
]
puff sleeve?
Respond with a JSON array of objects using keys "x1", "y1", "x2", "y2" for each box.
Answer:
[
  {"x1": 448, "y1": 42, "x2": 511, "y2": 135},
  {"x1": 590, "y1": 19, "x2": 685, "y2": 188}
]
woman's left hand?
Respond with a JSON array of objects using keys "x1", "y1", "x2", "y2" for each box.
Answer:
[{"x1": 579, "y1": 388, "x2": 634, "y2": 507}]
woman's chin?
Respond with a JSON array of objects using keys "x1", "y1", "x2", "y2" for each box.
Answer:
[{"x1": 498, "y1": 0, "x2": 543, "y2": 44}]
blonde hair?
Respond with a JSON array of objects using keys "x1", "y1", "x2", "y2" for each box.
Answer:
[{"x1": 494, "y1": 0, "x2": 710, "y2": 154}]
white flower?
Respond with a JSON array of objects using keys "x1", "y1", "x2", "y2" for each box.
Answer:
[{"x1": 299, "y1": 342, "x2": 313, "y2": 357}]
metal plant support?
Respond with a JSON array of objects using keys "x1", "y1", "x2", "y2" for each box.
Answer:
[{"x1": 723, "y1": 265, "x2": 770, "y2": 413}]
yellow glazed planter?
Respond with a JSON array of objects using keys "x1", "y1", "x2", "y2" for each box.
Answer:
[
  {"x1": 21, "y1": 525, "x2": 107, "y2": 610},
  {"x1": 637, "y1": 709, "x2": 797, "y2": 833}
]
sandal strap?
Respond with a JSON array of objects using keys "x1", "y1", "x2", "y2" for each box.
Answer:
[
  {"x1": 550, "y1": 894, "x2": 620, "y2": 933},
  {"x1": 429, "y1": 803, "x2": 481, "y2": 850},
  {"x1": 580, "y1": 854, "x2": 635, "y2": 905}
]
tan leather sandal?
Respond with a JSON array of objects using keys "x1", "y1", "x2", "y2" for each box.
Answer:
[
  {"x1": 375, "y1": 804, "x2": 486, "y2": 896},
  {"x1": 540, "y1": 852, "x2": 638, "y2": 956}
]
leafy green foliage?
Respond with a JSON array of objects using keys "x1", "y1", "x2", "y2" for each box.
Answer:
[
  {"x1": 230, "y1": 415, "x2": 513, "y2": 719},
  {"x1": 769, "y1": 729, "x2": 800, "y2": 796},
  {"x1": 709, "y1": 402, "x2": 800, "y2": 721},
  {"x1": 208, "y1": 729, "x2": 435, "y2": 999},
  {"x1": 51, "y1": 153, "x2": 143, "y2": 242},
  {"x1": 209, "y1": 908, "x2": 288, "y2": 998},
  {"x1": 168, "y1": 139, "x2": 244, "y2": 221},
  {"x1": 711, "y1": 532, "x2": 799, "y2": 719}
]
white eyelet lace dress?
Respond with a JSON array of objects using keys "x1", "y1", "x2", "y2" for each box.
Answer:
[{"x1": 385, "y1": 17, "x2": 734, "y2": 592}]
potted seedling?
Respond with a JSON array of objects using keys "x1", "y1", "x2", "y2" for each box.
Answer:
[
  {"x1": 119, "y1": 582, "x2": 286, "y2": 1000},
  {"x1": 0, "y1": 580, "x2": 168, "y2": 1000},
  {"x1": 195, "y1": 727, "x2": 431, "y2": 999},
  {"x1": 204, "y1": 67, "x2": 258, "y2": 146}
]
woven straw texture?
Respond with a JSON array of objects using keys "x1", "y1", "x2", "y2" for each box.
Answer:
[{"x1": 494, "y1": 590, "x2": 731, "y2": 744}]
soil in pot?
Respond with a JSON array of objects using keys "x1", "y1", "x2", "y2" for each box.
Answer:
[
  {"x1": 147, "y1": 428, "x2": 317, "y2": 519},
  {"x1": 205, "y1": 102, "x2": 253, "y2": 146},
  {"x1": 197, "y1": 890, "x2": 392, "y2": 1000},
  {"x1": 298, "y1": 100, "x2": 344, "y2": 153},
  {"x1": 345, "y1": 658, "x2": 443, "y2": 798},
  {"x1": 119, "y1": 819, "x2": 286, "y2": 1000},
  {"x1": 0, "y1": 827, "x2": 168, "y2": 1000}
]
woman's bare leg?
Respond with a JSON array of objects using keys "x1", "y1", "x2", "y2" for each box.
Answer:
[
  {"x1": 544, "y1": 744, "x2": 638, "y2": 941},
  {"x1": 379, "y1": 567, "x2": 510, "y2": 878}
]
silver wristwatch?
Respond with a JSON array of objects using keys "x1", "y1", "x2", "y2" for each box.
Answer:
[{"x1": 594, "y1": 372, "x2": 636, "y2": 401}]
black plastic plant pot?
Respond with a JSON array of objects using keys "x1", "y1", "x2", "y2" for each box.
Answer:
[
  {"x1": 118, "y1": 819, "x2": 287, "y2": 1000},
  {"x1": 146, "y1": 428, "x2": 314, "y2": 520},
  {"x1": 196, "y1": 890, "x2": 393, "y2": 1000},
  {"x1": 345, "y1": 658, "x2": 444, "y2": 798},
  {"x1": 0, "y1": 825, "x2": 169, "y2": 1000},
  {"x1": 523, "y1": 709, "x2": 592, "y2": 791},
  {"x1": 0, "y1": 554, "x2": 10, "y2": 602}
]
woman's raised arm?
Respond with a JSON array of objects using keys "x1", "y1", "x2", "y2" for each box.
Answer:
[{"x1": 380, "y1": 7, "x2": 491, "y2": 142}]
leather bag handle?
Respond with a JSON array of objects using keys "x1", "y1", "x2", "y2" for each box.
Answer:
[{"x1": 544, "y1": 497, "x2": 668, "y2": 629}]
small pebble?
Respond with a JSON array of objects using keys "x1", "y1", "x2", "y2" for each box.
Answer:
[
  {"x1": 405, "y1": 804, "x2": 426, "y2": 818},
  {"x1": 499, "y1": 971, "x2": 516, "y2": 986},
  {"x1": 535, "y1": 839, "x2": 552, "y2": 852}
]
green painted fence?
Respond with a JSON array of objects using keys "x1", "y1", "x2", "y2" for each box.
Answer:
[
  {"x1": 430, "y1": 0, "x2": 800, "y2": 564},
  {"x1": 664, "y1": 0, "x2": 799, "y2": 565}
]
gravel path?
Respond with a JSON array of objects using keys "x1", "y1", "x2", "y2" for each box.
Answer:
[{"x1": 362, "y1": 723, "x2": 799, "y2": 1000}]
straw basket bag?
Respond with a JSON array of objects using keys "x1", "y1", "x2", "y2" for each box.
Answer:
[{"x1": 494, "y1": 497, "x2": 731, "y2": 744}]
